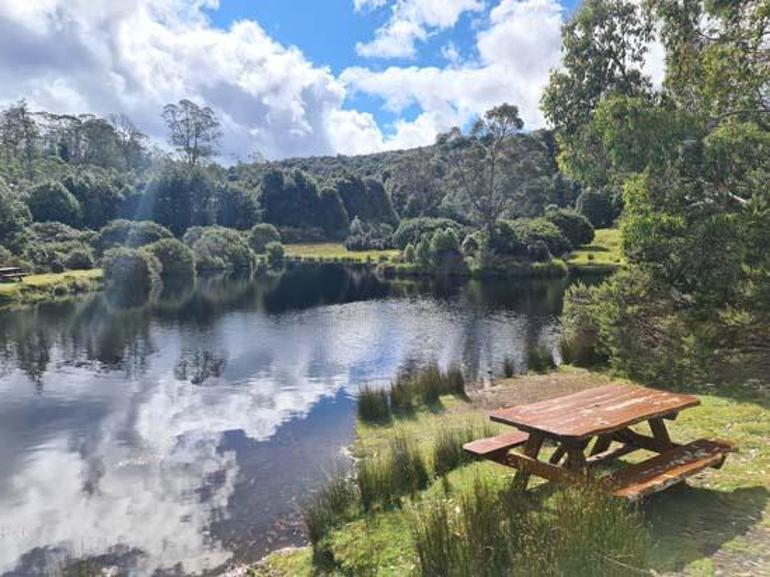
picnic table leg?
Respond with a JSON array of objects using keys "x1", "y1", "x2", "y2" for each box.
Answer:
[
  {"x1": 649, "y1": 417, "x2": 675, "y2": 451},
  {"x1": 512, "y1": 432, "x2": 544, "y2": 490},
  {"x1": 564, "y1": 440, "x2": 590, "y2": 471}
]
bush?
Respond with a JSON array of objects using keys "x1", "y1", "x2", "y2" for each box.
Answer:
[
  {"x1": 545, "y1": 208, "x2": 595, "y2": 247},
  {"x1": 0, "y1": 245, "x2": 12, "y2": 263},
  {"x1": 487, "y1": 221, "x2": 527, "y2": 257},
  {"x1": 344, "y1": 218, "x2": 394, "y2": 251},
  {"x1": 393, "y1": 218, "x2": 466, "y2": 249},
  {"x1": 403, "y1": 243, "x2": 416, "y2": 263},
  {"x1": 26, "y1": 181, "x2": 82, "y2": 227},
  {"x1": 358, "y1": 384, "x2": 391, "y2": 424},
  {"x1": 510, "y1": 218, "x2": 572, "y2": 257},
  {"x1": 248, "y1": 223, "x2": 281, "y2": 254},
  {"x1": 64, "y1": 249, "x2": 95, "y2": 270},
  {"x1": 560, "y1": 282, "x2": 607, "y2": 367},
  {"x1": 96, "y1": 220, "x2": 173, "y2": 253},
  {"x1": 429, "y1": 228, "x2": 461, "y2": 267},
  {"x1": 145, "y1": 238, "x2": 196, "y2": 280},
  {"x1": 102, "y1": 247, "x2": 162, "y2": 304},
  {"x1": 527, "y1": 343, "x2": 556, "y2": 373},
  {"x1": 189, "y1": 226, "x2": 256, "y2": 272},
  {"x1": 30, "y1": 222, "x2": 89, "y2": 244},
  {"x1": 265, "y1": 241, "x2": 285, "y2": 268},
  {"x1": 577, "y1": 188, "x2": 617, "y2": 228},
  {"x1": 0, "y1": 179, "x2": 32, "y2": 252}
]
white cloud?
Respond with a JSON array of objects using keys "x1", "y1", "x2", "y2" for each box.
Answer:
[
  {"x1": 0, "y1": 0, "x2": 385, "y2": 160},
  {"x1": 344, "y1": 0, "x2": 565, "y2": 149},
  {"x1": 356, "y1": 0, "x2": 484, "y2": 59}
]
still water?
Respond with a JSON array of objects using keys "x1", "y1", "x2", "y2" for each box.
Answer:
[{"x1": 0, "y1": 265, "x2": 572, "y2": 576}]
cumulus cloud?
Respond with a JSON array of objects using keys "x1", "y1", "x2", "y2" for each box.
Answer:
[
  {"x1": 344, "y1": 0, "x2": 565, "y2": 149},
  {"x1": 0, "y1": 0, "x2": 382, "y2": 160},
  {"x1": 356, "y1": 0, "x2": 484, "y2": 59}
]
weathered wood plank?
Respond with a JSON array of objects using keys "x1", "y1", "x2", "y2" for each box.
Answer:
[
  {"x1": 504, "y1": 451, "x2": 586, "y2": 486},
  {"x1": 512, "y1": 432, "x2": 544, "y2": 490},
  {"x1": 490, "y1": 385, "x2": 699, "y2": 440},
  {"x1": 463, "y1": 431, "x2": 529, "y2": 457},
  {"x1": 609, "y1": 439, "x2": 734, "y2": 501}
]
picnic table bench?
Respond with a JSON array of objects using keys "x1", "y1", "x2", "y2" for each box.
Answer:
[
  {"x1": 0, "y1": 267, "x2": 27, "y2": 283},
  {"x1": 464, "y1": 384, "x2": 734, "y2": 501}
]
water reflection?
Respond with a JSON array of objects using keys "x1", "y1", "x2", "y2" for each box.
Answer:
[{"x1": 0, "y1": 266, "x2": 571, "y2": 576}]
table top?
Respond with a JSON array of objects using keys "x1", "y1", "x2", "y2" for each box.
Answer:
[{"x1": 490, "y1": 384, "x2": 700, "y2": 440}]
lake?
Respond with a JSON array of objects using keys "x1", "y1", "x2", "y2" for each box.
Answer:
[{"x1": 0, "y1": 265, "x2": 577, "y2": 576}]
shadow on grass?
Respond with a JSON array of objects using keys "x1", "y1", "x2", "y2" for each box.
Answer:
[{"x1": 643, "y1": 484, "x2": 769, "y2": 573}]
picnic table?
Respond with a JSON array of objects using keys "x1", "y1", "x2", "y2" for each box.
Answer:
[
  {"x1": 0, "y1": 266, "x2": 27, "y2": 283},
  {"x1": 464, "y1": 384, "x2": 734, "y2": 500}
]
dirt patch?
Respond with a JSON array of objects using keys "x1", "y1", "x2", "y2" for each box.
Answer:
[{"x1": 469, "y1": 368, "x2": 616, "y2": 410}]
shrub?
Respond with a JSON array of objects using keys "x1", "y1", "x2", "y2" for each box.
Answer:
[
  {"x1": 415, "y1": 237, "x2": 432, "y2": 266},
  {"x1": 26, "y1": 181, "x2": 82, "y2": 227},
  {"x1": 403, "y1": 243, "x2": 416, "y2": 263},
  {"x1": 577, "y1": 188, "x2": 617, "y2": 228},
  {"x1": 190, "y1": 226, "x2": 256, "y2": 272},
  {"x1": 393, "y1": 218, "x2": 465, "y2": 249},
  {"x1": 248, "y1": 223, "x2": 281, "y2": 254},
  {"x1": 503, "y1": 357, "x2": 515, "y2": 378},
  {"x1": 460, "y1": 232, "x2": 481, "y2": 257},
  {"x1": 358, "y1": 384, "x2": 391, "y2": 424},
  {"x1": 487, "y1": 220, "x2": 527, "y2": 257},
  {"x1": 64, "y1": 248, "x2": 95, "y2": 270},
  {"x1": 96, "y1": 220, "x2": 173, "y2": 253},
  {"x1": 102, "y1": 247, "x2": 162, "y2": 305},
  {"x1": 0, "y1": 245, "x2": 12, "y2": 263},
  {"x1": 527, "y1": 343, "x2": 556, "y2": 373},
  {"x1": 265, "y1": 241, "x2": 285, "y2": 268},
  {"x1": 145, "y1": 238, "x2": 196, "y2": 280},
  {"x1": 0, "y1": 180, "x2": 32, "y2": 252},
  {"x1": 30, "y1": 222, "x2": 89, "y2": 244},
  {"x1": 510, "y1": 218, "x2": 572, "y2": 257},
  {"x1": 545, "y1": 208, "x2": 595, "y2": 247}
]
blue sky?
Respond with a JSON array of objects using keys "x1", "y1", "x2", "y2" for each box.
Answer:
[{"x1": 0, "y1": 0, "x2": 610, "y2": 160}]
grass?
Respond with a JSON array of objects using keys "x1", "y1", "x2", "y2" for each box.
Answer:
[
  {"x1": 284, "y1": 243, "x2": 399, "y2": 263},
  {"x1": 358, "y1": 384, "x2": 391, "y2": 424},
  {"x1": 526, "y1": 343, "x2": 557, "y2": 373},
  {"x1": 567, "y1": 228, "x2": 624, "y2": 273},
  {"x1": 0, "y1": 269, "x2": 103, "y2": 307},
  {"x1": 253, "y1": 369, "x2": 770, "y2": 577}
]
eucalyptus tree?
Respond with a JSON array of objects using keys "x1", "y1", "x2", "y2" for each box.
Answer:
[{"x1": 162, "y1": 99, "x2": 221, "y2": 166}]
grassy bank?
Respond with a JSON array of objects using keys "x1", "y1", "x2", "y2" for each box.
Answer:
[
  {"x1": 0, "y1": 269, "x2": 103, "y2": 308},
  {"x1": 567, "y1": 228, "x2": 623, "y2": 274},
  {"x1": 253, "y1": 368, "x2": 770, "y2": 577},
  {"x1": 285, "y1": 243, "x2": 399, "y2": 263}
]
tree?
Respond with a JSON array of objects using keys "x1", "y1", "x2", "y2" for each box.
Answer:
[
  {"x1": 317, "y1": 187, "x2": 350, "y2": 237},
  {"x1": 146, "y1": 163, "x2": 217, "y2": 235},
  {"x1": 108, "y1": 114, "x2": 148, "y2": 171},
  {"x1": 541, "y1": 0, "x2": 653, "y2": 137},
  {"x1": 26, "y1": 181, "x2": 82, "y2": 226},
  {"x1": 545, "y1": 208, "x2": 595, "y2": 247},
  {"x1": 215, "y1": 182, "x2": 260, "y2": 230},
  {"x1": 62, "y1": 171, "x2": 126, "y2": 229},
  {"x1": 389, "y1": 147, "x2": 445, "y2": 218},
  {"x1": 438, "y1": 104, "x2": 533, "y2": 234},
  {"x1": 162, "y1": 99, "x2": 221, "y2": 165},
  {"x1": 145, "y1": 238, "x2": 196, "y2": 280},
  {"x1": 576, "y1": 189, "x2": 616, "y2": 229},
  {"x1": 0, "y1": 101, "x2": 38, "y2": 176},
  {"x1": 0, "y1": 178, "x2": 32, "y2": 252},
  {"x1": 248, "y1": 223, "x2": 281, "y2": 254}
]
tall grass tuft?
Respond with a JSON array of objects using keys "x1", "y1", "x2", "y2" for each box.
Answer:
[
  {"x1": 503, "y1": 357, "x2": 515, "y2": 378},
  {"x1": 527, "y1": 343, "x2": 556, "y2": 373},
  {"x1": 357, "y1": 383, "x2": 391, "y2": 423},
  {"x1": 388, "y1": 377, "x2": 415, "y2": 413},
  {"x1": 409, "y1": 478, "x2": 650, "y2": 577},
  {"x1": 357, "y1": 432, "x2": 430, "y2": 510},
  {"x1": 432, "y1": 421, "x2": 495, "y2": 477},
  {"x1": 300, "y1": 467, "x2": 359, "y2": 548}
]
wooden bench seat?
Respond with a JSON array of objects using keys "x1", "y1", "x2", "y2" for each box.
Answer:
[
  {"x1": 608, "y1": 439, "x2": 734, "y2": 501},
  {"x1": 463, "y1": 431, "x2": 529, "y2": 457}
]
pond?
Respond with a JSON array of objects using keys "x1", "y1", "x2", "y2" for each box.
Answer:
[{"x1": 0, "y1": 265, "x2": 584, "y2": 576}]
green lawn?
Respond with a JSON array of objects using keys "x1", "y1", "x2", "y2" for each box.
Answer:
[
  {"x1": 567, "y1": 228, "x2": 624, "y2": 273},
  {"x1": 0, "y1": 269, "x2": 103, "y2": 306},
  {"x1": 253, "y1": 369, "x2": 770, "y2": 577},
  {"x1": 284, "y1": 243, "x2": 400, "y2": 263}
]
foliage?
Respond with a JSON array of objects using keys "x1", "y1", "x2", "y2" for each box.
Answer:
[
  {"x1": 526, "y1": 344, "x2": 556, "y2": 373},
  {"x1": 509, "y1": 218, "x2": 572, "y2": 257},
  {"x1": 63, "y1": 248, "x2": 95, "y2": 270},
  {"x1": 25, "y1": 181, "x2": 82, "y2": 226},
  {"x1": 95, "y1": 219, "x2": 173, "y2": 253},
  {"x1": 0, "y1": 178, "x2": 32, "y2": 252},
  {"x1": 265, "y1": 241, "x2": 285, "y2": 268},
  {"x1": 144, "y1": 163, "x2": 217, "y2": 235},
  {"x1": 344, "y1": 217, "x2": 393, "y2": 251},
  {"x1": 102, "y1": 247, "x2": 162, "y2": 305},
  {"x1": 300, "y1": 468, "x2": 359, "y2": 549},
  {"x1": 188, "y1": 226, "x2": 256, "y2": 272},
  {"x1": 335, "y1": 174, "x2": 398, "y2": 226},
  {"x1": 248, "y1": 223, "x2": 281, "y2": 254},
  {"x1": 392, "y1": 217, "x2": 465, "y2": 249},
  {"x1": 145, "y1": 238, "x2": 196, "y2": 280},
  {"x1": 162, "y1": 99, "x2": 221, "y2": 165},
  {"x1": 545, "y1": 207, "x2": 595, "y2": 247},
  {"x1": 576, "y1": 189, "x2": 617, "y2": 228},
  {"x1": 62, "y1": 171, "x2": 126, "y2": 230},
  {"x1": 215, "y1": 182, "x2": 260, "y2": 230}
]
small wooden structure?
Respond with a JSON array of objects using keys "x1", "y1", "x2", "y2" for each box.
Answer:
[
  {"x1": 464, "y1": 384, "x2": 734, "y2": 500},
  {"x1": 0, "y1": 266, "x2": 27, "y2": 283}
]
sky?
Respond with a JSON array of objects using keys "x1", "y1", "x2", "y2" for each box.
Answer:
[{"x1": 0, "y1": 0, "x2": 655, "y2": 162}]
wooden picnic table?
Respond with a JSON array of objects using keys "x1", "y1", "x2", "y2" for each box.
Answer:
[
  {"x1": 0, "y1": 266, "x2": 27, "y2": 283},
  {"x1": 464, "y1": 384, "x2": 734, "y2": 500}
]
